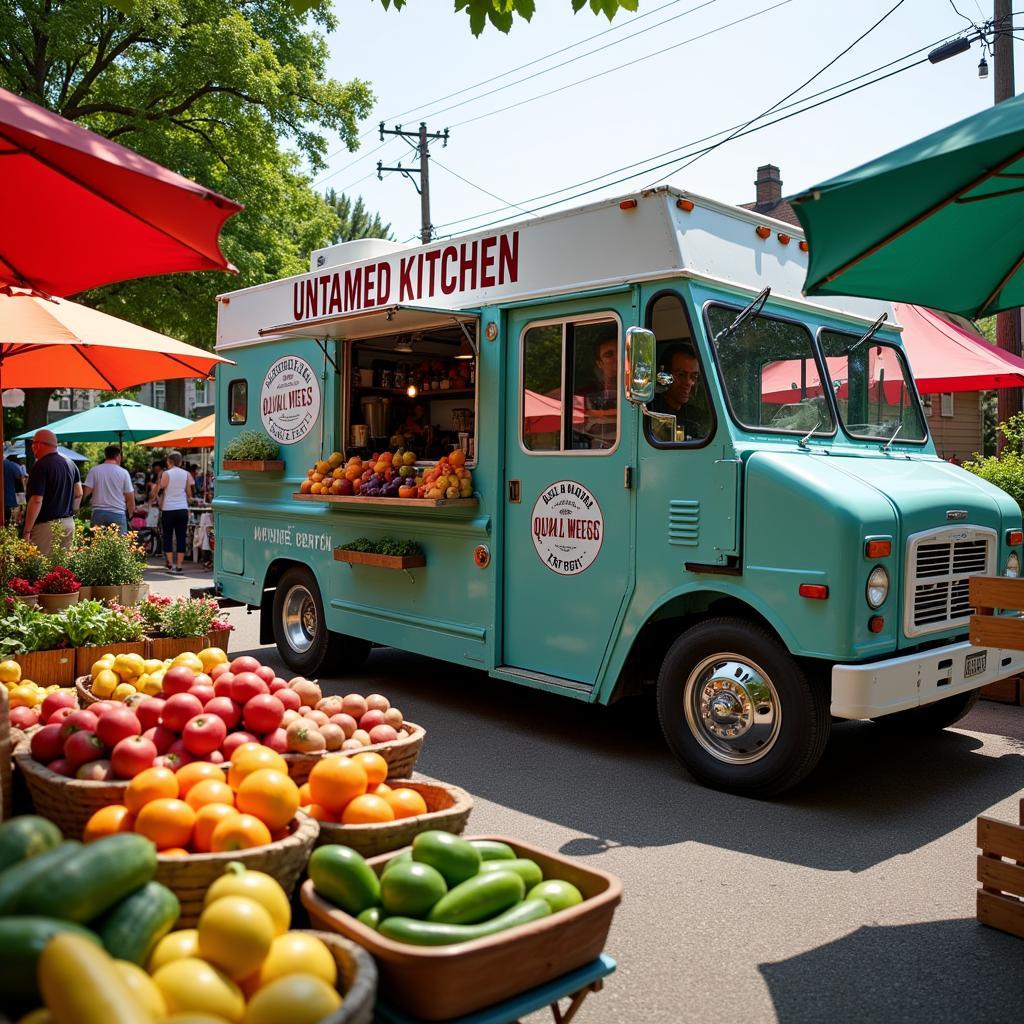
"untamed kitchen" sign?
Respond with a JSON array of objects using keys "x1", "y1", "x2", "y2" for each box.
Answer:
[{"x1": 291, "y1": 231, "x2": 520, "y2": 322}]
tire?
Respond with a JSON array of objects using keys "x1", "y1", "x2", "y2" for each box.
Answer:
[
  {"x1": 656, "y1": 617, "x2": 831, "y2": 798},
  {"x1": 871, "y1": 688, "x2": 981, "y2": 733},
  {"x1": 271, "y1": 566, "x2": 371, "y2": 676}
]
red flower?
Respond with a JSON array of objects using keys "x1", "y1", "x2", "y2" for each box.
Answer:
[{"x1": 38, "y1": 567, "x2": 81, "y2": 595}]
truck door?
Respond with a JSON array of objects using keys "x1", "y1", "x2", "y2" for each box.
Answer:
[{"x1": 501, "y1": 295, "x2": 635, "y2": 685}]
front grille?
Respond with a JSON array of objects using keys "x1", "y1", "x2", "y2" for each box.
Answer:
[{"x1": 904, "y1": 527, "x2": 996, "y2": 638}]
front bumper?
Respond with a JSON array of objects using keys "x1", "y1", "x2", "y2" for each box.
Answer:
[{"x1": 831, "y1": 640, "x2": 1024, "y2": 719}]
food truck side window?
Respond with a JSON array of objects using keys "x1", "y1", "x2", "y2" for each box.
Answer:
[
  {"x1": 521, "y1": 316, "x2": 620, "y2": 453},
  {"x1": 228, "y1": 380, "x2": 247, "y2": 425}
]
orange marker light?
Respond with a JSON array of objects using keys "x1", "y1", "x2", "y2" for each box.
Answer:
[
  {"x1": 619, "y1": 199, "x2": 638, "y2": 210},
  {"x1": 799, "y1": 583, "x2": 828, "y2": 600},
  {"x1": 1007, "y1": 530, "x2": 1023, "y2": 546},
  {"x1": 777, "y1": 233, "x2": 791, "y2": 245},
  {"x1": 677, "y1": 198, "x2": 695, "y2": 212},
  {"x1": 755, "y1": 225, "x2": 771, "y2": 239},
  {"x1": 868, "y1": 616, "x2": 885, "y2": 633},
  {"x1": 865, "y1": 539, "x2": 892, "y2": 558}
]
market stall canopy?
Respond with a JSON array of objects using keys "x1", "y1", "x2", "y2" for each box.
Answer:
[
  {"x1": 792, "y1": 90, "x2": 1024, "y2": 318},
  {"x1": 3, "y1": 441, "x2": 84, "y2": 462},
  {"x1": 19, "y1": 399, "x2": 192, "y2": 444},
  {"x1": 138, "y1": 414, "x2": 215, "y2": 450},
  {"x1": 0, "y1": 85, "x2": 242, "y2": 297},
  {"x1": 252, "y1": 304, "x2": 478, "y2": 345}
]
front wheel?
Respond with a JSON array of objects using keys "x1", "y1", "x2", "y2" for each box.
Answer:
[
  {"x1": 272, "y1": 567, "x2": 371, "y2": 676},
  {"x1": 656, "y1": 617, "x2": 831, "y2": 798},
  {"x1": 871, "y1": 688, "x2": 980, "y2": 733}
]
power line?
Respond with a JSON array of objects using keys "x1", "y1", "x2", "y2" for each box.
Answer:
[{"x1": 431, "y1": 159, "x2": 537, "y2": 219}]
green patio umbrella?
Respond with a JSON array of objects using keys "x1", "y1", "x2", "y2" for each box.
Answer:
[
  {"x1": 18, "y1": 398, "x2": 192, "y2": 446},
  {"x1": 792, "y1": 91, "x2": 1024, "y2": 319}
]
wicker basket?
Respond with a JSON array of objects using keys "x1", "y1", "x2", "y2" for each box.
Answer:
[
  {"x1": 75, "y1": 674, "x2": 99, "y2": 708},
  {"x1": 0, "y1": 687, "x2": 10, "y2": 821},
  {"x1": 303, "y1": 930, "x2": 377, "y2": 1024},
  {"x1": 154, "y1": 812, "x2": 320, "y2": 927},
  {"x1": 12, "y1": 740, "x2": 129, "y2": 839},
  {"x1": 74, "y1": 641, "x2": 147, "y2": 677},
  {"x1": 313, "y1": 778, "x2": 472, "y2": 855},
  {"x1": 283, "y1": 722, "x2": 425, "y2": 785}
]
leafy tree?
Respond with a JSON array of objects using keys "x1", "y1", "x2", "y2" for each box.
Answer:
[
  {"x1": 0, "y1": 1, "x2": 374, "y2": 420},
  {"x1": 325, "y1": 189, "x2": 393, "y2": 244}
]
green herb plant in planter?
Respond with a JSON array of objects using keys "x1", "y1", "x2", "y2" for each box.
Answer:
[
  {"x1": 58, "y1": 599, "x2": 146, "y2": 675},
  {"x1": 147, "y1": 595, "x2": 226, "y2": 659},
  {"x1": 223, "y1": 430, "x2": 283, "y2": 471},
  {"x1": 0, "y1": 600, "x2": 69, "y2": 657},
  {"x1": 80, "y1": 525, "x2": 147, "y2": 604}
]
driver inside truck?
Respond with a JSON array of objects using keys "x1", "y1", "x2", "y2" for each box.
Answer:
[{"x1": 650, "y1": 343, "x2": 708, "y2": 441}]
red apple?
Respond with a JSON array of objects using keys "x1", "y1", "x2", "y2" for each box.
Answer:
[
  {"x1": 193, "y1": 672, "x2": 213, "y2": 688},
  {"x1": 47, "y1": 706, "x2": 76, "y2": 726},
  {"x1": 337, "y1": 478, "x2": 354, "y2": 496},
  {"x1": 31, "y1": 724, "x2": 65, "y2": 763},
  {"x1": 368, "y1": 724, "x2": 399, "y2": 745},
  {"x1": 162, "y1": 665, "x2": 196, "y2": 697},
  {"x1": 210, "y1": 663, "x2": 232, "y2": 681},
  {"x1": 111, "y1": 735, "x2": 158, "y2": 778},
  {"x1": 162, "y1": 693, "x2": 204, "y2": 732},
  {"x1": 146, "y1": 724, "x2": 177, "y2": 755},
  {"x1": 275, "y1": 688, "x2": 301, "y2": 712},
  {"x1": 269, "y1": 677, "x2": 289, "y2": 693},
  {"x1": 76, "y1": 759, "x2": 112, "y2": 781},
  {"x1": 213, "y1": 673, "x2": 235, "y2": 698},
  {"x1": 243, "y1": 694, "x2": 284, "y2": 734},
  {"x1": 95, "y1": 706, "x2": 142, "y2": 748},
  {"x1": 255, "y1": 665, "x2": 276, "y2": 685},
  {"x1": 10, "y1": 706, "x2": 38, "y2": 729},
  {"x1": 47, "y1": 758, "x2": 74, "y2": 777},
  {"x1": 329, "y1": 713, "x2": 358, "y2": 738},
  {"x1": 230, "y1": 656, "x2": 261, "y2": 675},
  {"x1": 232, "y1": 672, "x2": 268, "y2": 704},
  {"x1": 40, "y1": 689, "x2": 77, "y2": 721},
  {"x1": 136, "y1": 698, "x2": 165, "y2": 732},
  {"x1": 64, "y1": 731, "x2": 107, "y2": 770},
  {"x1": 90, "y1": 701, "x2": 120, "y2": 716},
  {"x1": 222, "y1": 731, "x2": 259, "y2": 758},
  {"x1": 204, "y1": 696, "x2": 241, "y2": 730},
  {"x1": 165, "y1": 739, "x2": 195, "y2": 767},
  {"x1": 189, "y1": 683, "x2": 215, "y2": 706},
  {"x1": 60, "y1": 709, "x2": 99, "y2": 739},
  {"x1": 358, "y1": 709, "x2": 386, "y2": 732},
  {"x1": 262, "y1": 728, "x2": 288, "y2": 753},
  {"x1": 182, "y1": 714, "x2": 227, "y2": 757}
]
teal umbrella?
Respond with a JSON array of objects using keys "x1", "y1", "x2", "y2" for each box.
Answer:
[
  {"x1": 792, "y1": 91, "x2": 1024, "y2": 319},
  {"x1": 18, "y1": 398, "x2": 192, "y2": 446}
]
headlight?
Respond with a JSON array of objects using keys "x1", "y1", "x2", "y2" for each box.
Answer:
[
  {"x1": 1006, "y1": 552, "x2": 1020, "y2": 579},
  {"x1": 866, "y1": 566, "x2": 889, "y2": 608}
]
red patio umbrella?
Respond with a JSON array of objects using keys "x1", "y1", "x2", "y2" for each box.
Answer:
[{"x1": 0, "y1": 85, "x2": 243, "y2": 297}]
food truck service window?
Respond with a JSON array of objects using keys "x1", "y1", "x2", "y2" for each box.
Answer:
[
  {"x1": 228, "y1": 380, "x2": 247, "y2": 425},
  {"x1": 521, "y1": 316, "x2": 620, "y2": 454}
]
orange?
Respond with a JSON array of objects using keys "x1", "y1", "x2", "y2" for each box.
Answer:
[
  {"x1": 193, "y1": 803, "x2": 240, "y2": 853},
  {"x1": 384, "y1": 787, "x2": 429, "y2": 819},
  {"x1": 176, "y1": 761, "x2": 226, "y2": 796},
  {"x1": 368, "y1": 782, "x2": 392, "y2": 796},
  {"x1": 228, "y1": 745, "x2": 288, "y2": 791},
  {"x1": 308, "y1": 755, "x2": 367, "y2": 813},
  {"x1": 126, "y1": 767, "x2": 179, "y2": 814},
  {"x1": 186, "y1": 778, "x2": 236, "y2": 811},
  {"x1": 302, "y1": 803, "x2": 336, "y2": 823},
  {"x1": 134, "y1": 798, "x2": 196, "y2": 850},
  {"x1": 84, "y1": 804, "x2": 135, "y2": 843},
  {"x1": 352, "y1": 751, "x2": 388, "y2": 786},
  {"x1": 209, "y1": 813, "x2": 272, "y2": 852},
  {"x1": 297, "y1": 782, "x2": 312, "y2": 805},
  {"x1": 340, "y1": 793, "x2": 395, "y2": 825},
  {"x1": 235, "y1": 769, "x2": 300, "y2": 831},
  {"x1": 159, "y1": 847, "x2": 190, "y2": 857}
]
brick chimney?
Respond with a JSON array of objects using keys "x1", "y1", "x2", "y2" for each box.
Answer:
[{"x1": 754, "y1": 164, "x2": 783, "y2": 207}]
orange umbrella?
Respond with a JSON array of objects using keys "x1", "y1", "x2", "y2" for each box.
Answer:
[{"x1": 139, "y1": 414, "x2": 215, "y2": 450}]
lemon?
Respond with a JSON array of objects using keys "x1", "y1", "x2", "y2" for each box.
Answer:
[
  {"x1": 173, "y1": 652, "x2": 204, "y2": 674},
  {"x1": 113, "y1": 652, "x2": 146, "y2": 680},
  {"x1": 255, "y1": 933, "x2": 336, "y2": 989},
  {"x1": 204, "y1": 867, "x2": 291, "y2": 935},
  {"x1": 113, "y1": 682, "x2": 137, "y2": 701},
  {"x1": 152, "y1": 958, "x2": 244, "y2": 1023},
  {"x1": 91, "y1": 669, "x2": 119, "y2": 699},
  {"x1": 9, "y1": 685, "x2": 39, "y2": 708},
  {"x1": 141, "y1": 676, "x2": 163, "y2": 697},
  {"x1": 114, "y1": 960, "x2": 168, "y2": 1018},
  {"x1": 197, "y1": 896, "x2": 275, "y2": 980},
  {"x1": 148, "y1": 929, "x2": 200, "y2": 972},
  {"x1": 0, "y1": 660, "x2": 21, "y2": 684},
  {"x1": 242, "y1": 974, "x2": 341, "y2": 1024},
  {"x1": 197, "y1": 647, "x2": 229, "y2": 674},
  {"x1": 144, "y1": 659, "x2": 164, "y2": 673}
]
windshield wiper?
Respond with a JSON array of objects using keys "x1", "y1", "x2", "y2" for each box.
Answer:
[
  {"x1": 798, "y1": 416, "x2": 822, "y2": 449},
  {"x1": 881, "y1": 422, "x2": 903, "y2": 452},
  {"x1": 714, "y1": 287, "x2": 770, "y2": 343},
  {"x1": 844, "y1": 312, "x2": 888, "y2": 355}
]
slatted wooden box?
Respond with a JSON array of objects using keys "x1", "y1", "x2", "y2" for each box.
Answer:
[{"x1": 977, "y1": 799, "x2": 1024, "y2": 939}]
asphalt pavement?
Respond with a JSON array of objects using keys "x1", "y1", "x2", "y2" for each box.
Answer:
[{"x1": 152, "y1": 561, "x2": 1024, "y2": 1024}]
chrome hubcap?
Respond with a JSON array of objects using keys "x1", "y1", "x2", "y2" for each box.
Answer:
[
  {"x1": 684, "y1": 653, "x2": 780, "y2": 764},
  {"x1": 282, "y1": 584, "x2": 317, "y2": 654}
]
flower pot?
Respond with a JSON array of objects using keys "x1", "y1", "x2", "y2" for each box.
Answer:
[
  {"x1": 38, "y1": 592, "x2": 79, "y2": 612},
  {"x1": 118, "y1": 584, "x2": 143, "y2": 606},
  {"x1": 147, "y1": 635, "x2": 207, "y2": 661},
  {"x1": 206, "y1": 628, "x2": 232, "y2": 654},
  {"x1": 90, "y1": 585, "x2": 120, "y2": 604},
  {"x1": 13, "y1": 595, "x2": 38, "y2": 607},
  {"x1": 77, "y1": 586, "x2": 93, "y2": 600}
]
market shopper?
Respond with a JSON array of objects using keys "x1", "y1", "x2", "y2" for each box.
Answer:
[
  {"x1": 3, "y1": 453, "x2": 26, "y2": 526},
  {"x1": 83, "y1": 445, "x2": 135, "y2": 534},
  {"x1": 156, "y1": 450, "x2": 193, "y2": 573},
  {"x1": 22, "y1": 429, "x2": 78, "y2": 555}
]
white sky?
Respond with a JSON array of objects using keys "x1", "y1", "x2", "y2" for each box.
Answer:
[{"x1": 319, "y1": 0, "x2": 1018, "y2": 243}]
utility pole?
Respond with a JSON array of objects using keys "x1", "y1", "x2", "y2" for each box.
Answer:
[
  {"x1": 995, "y1": 0, "x2": 1022, "y2": 434},
  {"x1": 377, "y1": 123, "x2": 450, "y2": 244}
]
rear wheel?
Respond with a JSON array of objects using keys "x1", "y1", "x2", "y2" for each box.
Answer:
[
  {"x1": 272, "y1": 567, "x2": 371, "y2": 676},
  {"x1": 871, "y1": 688, "x2": 980, "y2": 733},
  {"x1": 657, "y1": 617, "x2": 830, "y2": 798}
]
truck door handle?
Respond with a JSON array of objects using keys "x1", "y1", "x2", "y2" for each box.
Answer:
[{"x1": 508, "y1": 480, "x2": 521, "y2": 503}]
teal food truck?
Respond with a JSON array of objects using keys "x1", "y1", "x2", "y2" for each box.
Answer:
[{"x1": 213, "y1": 187, "x2": 1024, "y2": 796}]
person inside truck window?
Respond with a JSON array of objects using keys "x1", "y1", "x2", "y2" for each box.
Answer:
[
  {"x1": 576, "y1": 335, "x2": 618, "y2": 449},
  {"x1": 650, "y1": 343, "x2": 709, "y2": 441}
]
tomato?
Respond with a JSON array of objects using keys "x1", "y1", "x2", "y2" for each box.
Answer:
[
  {"x1": 63, "y1": 730, "x2": 106, "y2": 771},
  {"x1": 181, "y1": 714, "x2": 227, "y2": 757},
  {"x1": 197, "y1": 895, "x2": 275, "y2": 979},
  {"x1": 243, "y1": 973, "x2": 341, "y2": 1024},
  {"x1": 204, "y1": 866, "x2": 291, "y2": 935},
  {"x1": 162, "y1": 693, "x2": 203, "y2": 732},
  {"x1": 30, "y1": 723, "x2": 65, "y2": 764},
  {"x1": 136, "y1": 697, "x2": 164, "y2": 732},
  {"x1": 59, "y1": 709, "x2": 98, "y2": 739},
  {"x1": 203, "y1": 696, "x2": 241, "y2": 731},
  {"x1": 151, "y1": 956, "x2": 244, "y2": 1021},
  {"x1": 161, "y1": 665, "x2": 197, "y2": 696},
  {"x1": 110, "y1": 735, "x2": 158, "y2": 779},
  {"x1": 234, "y1": 769, "x2": 299, "y2": 831},
  {"x1": 230, "y1": 672, "x2": 268, "y2": 704},
  {"x1": 95, "y1": 706, "x2": 142, "y2": 748},
  {"x1": 241, "y1": 694, "x2": 284, "y2": 735}
]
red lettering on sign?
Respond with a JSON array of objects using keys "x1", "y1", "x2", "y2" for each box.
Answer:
[
  {"x1": 499, "y1": 231, "x2": 519, "y2": 284},
  {"x1": 328, "y1": 274, "x2": 342, "y2": 314},
  {"x1": 293, "y1": 281, "x2": 304, "y2": 320},
  {"x1": 423, "y1": 250, "x2": 441, "y2": 296},
  {"x1": 440, "y1": 247, "x2": 458, "y2": 295},
  {"x1": 459, "y1": 240, "x2": 478, "y2": 291},
  {"x1": 344, "y1": 268, "x2": 362, "y2": 310},
  {"x1": 363, "y1": 264, "x2": 376, "y2": 307},
  {"x1": 399, "y1": 256, "x2": 414, "y2": 301},
  {"x1": 377, "y1": 262, "x2": 392, "y2": 304},
  {"x1": 304, "y1": 278, "x2": 318, "y2": 318}
]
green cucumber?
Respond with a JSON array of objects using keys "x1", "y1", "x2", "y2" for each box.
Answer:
[
  {"x1": 0, "y1": 841, "x2": 81, "y2": 916},
  {"x1": 356, "y1": 906, "x2": 384, "y2": 929},
  {"x1": 468, "y1": 839, "x2": 517, "y2": 862},
  {"x1": 479, "y1": 857, "x2": 543, "y2": 889},
  {"x1": 380, "y1": 898, "x2": 552, "y2": 946},
  {"x1": 0, "y1": 916, "x2": 101, "y2": 1003},
  {"x1": 19, "y1": 834, "x2": 156, "y2": 922},
  {"x1": 98, "y1": 881, "x2": 180, "y2": 965},
  {"x1": 427, "y1": 870, "x2": 524, "y2": 925},
  {"x1": 381, "y1": 850, "x2": 413, "y2": 875},
  {"x1": 411, "y1": 831, "x2": 481, "y2": 887},
  {"x1": 309, "y1": 844, "x2": 381, "y2": 916},
  {"x1": 0, "y1": 816, "x2": 62, "y2": 873}
]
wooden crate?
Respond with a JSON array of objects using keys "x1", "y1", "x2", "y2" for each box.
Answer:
[
  {"x1": 969, "y1": 576, "x2": 1024, "y2": 650},
  {"x1": 74, "y1": 641, "x2": 147, "y2": 676},
  {"x1": 977, "y1": 806, "x2": 1024, "y2": 939},
  {"x1": 223, "y1": 459, "x2": 284, "y2": 472},
  {"x1": 13, "y1": 649, "x2": 74, "y2": 687},
  {"x1": 334, "y1": 548, "x2": 426, "y2": 570},
  {"x1": 980, "y1": 676, "x2": 1024, "y2": 705}
]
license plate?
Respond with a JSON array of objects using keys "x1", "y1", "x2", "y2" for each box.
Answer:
[{"x1": 965, "y1": 650, "x2": 987, "y2": 679}]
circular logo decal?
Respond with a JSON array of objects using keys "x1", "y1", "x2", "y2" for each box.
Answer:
[
  {"x1": 260, "y1": 356, "x2": 321, "y2": 445},
  {"x1": 531, "y1": 480, "x2": 603, "y2": 576}
]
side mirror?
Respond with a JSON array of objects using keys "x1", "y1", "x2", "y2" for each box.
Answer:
[{"x1": 625, "y1": 327, "x2": 656, "y2": 405}]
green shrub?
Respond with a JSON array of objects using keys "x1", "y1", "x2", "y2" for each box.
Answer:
[
  {"x1": 224, "y1": 431, "x2": 280, "y2": 461},
  {"x1": 962, "y1": 450, "x2": 1024, "y2": 515}
]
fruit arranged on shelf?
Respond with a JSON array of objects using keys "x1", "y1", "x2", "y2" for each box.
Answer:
[
  {"x1": 2, "y1": 658, "x2": 73, "y2": 729},
  {"x1": 298, "y1": 447, "x2": 474, "y2": 500},
  {"x1": 89, "y1": 646, "x2": 228, "y2": 702},
  {"x1": 416, "y1": 449, "x2": 473, "y2": 500},
  {"x1": 310, "y1": 831, "x2": 585, "y2": 945},
  {"x1": 299, "y1": 750, "x2": 428, "y2": 825}
]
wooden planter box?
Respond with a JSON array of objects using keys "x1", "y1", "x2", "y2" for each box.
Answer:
[
  {"x1": 206, "y1": 628, "x2": 232, "y2": 654},
  {"x1": 147, "y1": 635, "x2": 208, "y2": 661},
  {"x1": 294, "y1": 493, "x2": 477, "y2": 509},
  {"x1": 223, "y1": 459, "x2": 284, "y2": 473},
  {"x1": 13, "y1": 649, "x2": 74, "y2": 687},
  {"x1": 333, "y1": 548, "x2": 426, "y2": 570},
  {"x1": 977, "y1": 802, "x2": 1024, "y2": 939},
  {"x1": 980, "y1": 675, "x2": 1024, "y2": 705},
  {"x1": 74, "y1": 641, "x2": 148, "y2": 677}
]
